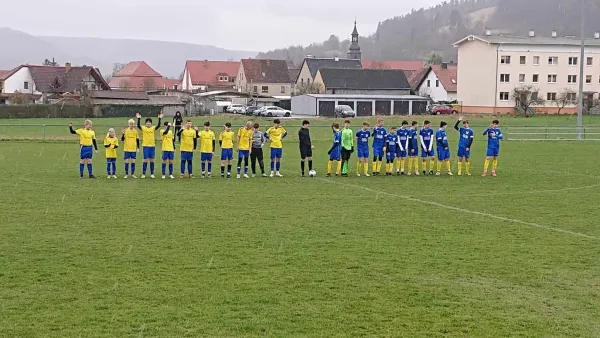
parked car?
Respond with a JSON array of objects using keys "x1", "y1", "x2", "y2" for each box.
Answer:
[
  {"x1": 226, "y1": 104, "x2": 245, "y2": 114},
  {"x1": 334, "y1": 105, "x2": 356, "y2": 118},
  {"x1": 259, "y1": 106, "x2": 292, "y2": 117},
  {"x1": 431, "y1": 105, "x2": 458, "y2": 115},
  {"x1": 244, "y1": 106, "x2": 259, "y2": 116}
]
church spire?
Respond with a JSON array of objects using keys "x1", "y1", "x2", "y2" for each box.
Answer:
[{"x1": 348, "y1": 20, "x2": 362, "y2": 60}]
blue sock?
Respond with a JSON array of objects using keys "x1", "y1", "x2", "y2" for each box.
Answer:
[
  {"x1": 221, "y1": 166, "x2": 225, "y2": 175},
  {"x1": 180, "y1": 161, "x2": 185, "y2": 174},
  {"x1": 142, "y1": 162, "x2": 148, "y2": 174},
  {"x1": 208, "y1": 163, "x2": 212, "y2": 173},
  {"x1": 87, "y1": 164, "x2": 93, "y2": 176},
  {"x1": 201, "y1": 162, "x2": 206, "y2": 174},
  {"x1": 111, "y1": 162, "x2": 116, "y2": 175},
  {"x1": 244, "y1": 166, "x2": 248, "y2": 174},
  {"x1": 227, "y1": 164, "x2": 232, "y2": 174},
  {"x1": 125, "y1": 163, "x2": 129, "y2": 174},
  {"x1": 276, "y1": 162, "x2": 281, "y2": 171},
  {"x1": 131, "y1": 163, "x2": 136, "y2": 174},
  {"x1": 270, "y1": 161, "x2": 275, "y2": 171},
  {"x1": 237, "y1": 164, "x2": 241, "y2": 174},
  {"x1": 169, "y1": 163, "x2": 173, "y2": 175},
  {"x1": 187, "y1": 161, "x2": 193, "y2": 175},
  {"x1": 150, "y1": 162, "x2": 155, "y2": 174},
  {"x1": 79, "y1": 163, "x2": 84, "y2": 177},
  {"x1": 106, "y1": 162, "x2": 111, "y2": 175},
  {"x1": 162, "y1": 163, "x2": 166, "y2": 175}
]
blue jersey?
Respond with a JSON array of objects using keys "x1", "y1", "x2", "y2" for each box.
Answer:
[
  {"x1": 483, "y1": 128, "x2": 503, "y2": 148},
  {"x1": 385, "y1": 134, "x2": 398, "y2": 153},
  {"x1": 396, "y1": 128, "x2": 410, "y2": 151},
  {"x1": 355, "y1": 129, "x2": 371, "y2": 149},
  {"x1": 420, "y1": 128, "x2": 434, "y2": 150},
  {"x1": 372, "y1": 127, "x2": 387, "y2": 149},
  {"x1": 331, "y1": 131, "x2": 342, "y2": 152},
  {"x1": 458, "y1": 127, "x2": 474, "y2": 148},
  {"x1": 408, "y1": 128, "x2": 418, "y2": 149},
  {"x1": 436, "y1": 129, "x2": 449, "y2": 148}
]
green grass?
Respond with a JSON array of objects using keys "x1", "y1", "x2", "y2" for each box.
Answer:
[{"x1": 1, "y1": 116, "x2": 599, "y2": 337}]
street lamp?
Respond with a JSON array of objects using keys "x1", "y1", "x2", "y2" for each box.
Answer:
[{"x1": 577, "y1": 0, "x2": 585, "y2": 140}]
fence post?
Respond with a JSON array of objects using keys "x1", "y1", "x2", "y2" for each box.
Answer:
[
  {"x1": 545, "y1": 127, "x2": 547, "y2": 140},
  {"x1": 43, "y1": 125, "x2": 46, "y2": 141}
]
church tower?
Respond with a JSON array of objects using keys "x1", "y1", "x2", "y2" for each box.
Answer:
[{"x1": 347, "y1": 20, "x2": 362, "y2": 60}]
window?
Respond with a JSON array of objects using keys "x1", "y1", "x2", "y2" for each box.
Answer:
[
  {"x1": 568, "y1": 57, "x2": 578, "y2": 65},
  {"x1": 23, "y1": 81, "x2": 29, "y2": 90},
  {"x1": 586, "y1": 75, "x2": 592, "y2": 84},
  {"x1": 533, "y1": 56, "x2": 540, "y2": 65},
  {"x1": 547, "y1": 92, "x2": 557, "y2": 101},
  {"x1": 427, "y1": 80, "x2": 431, "y2": 87},
  {"x1": 301, "y1": 78, "x2": 304, "y2": 85},
  {"x1": 548, "y1": 56, "x2": 558, "y2": 65},
  {"x1": 91, "y1": 84, "x2": 96, "y2": 90},
  {"x1": 261, "y1": 86, "x2": 268, "y2": 93},
  {"x1": 587, "y1": 57, "x2": 593, "y2": 66},
  {"x1": 223, "y1": 76, "x2": 228, "y2": 82},
  {"x1": 436, "y1": 80, "x2": 440, "y2": 87},
  {"x1": 519, "y1": 74, "x2": 525, "y2": 83},
  {"x1": 531, "y1": 92, "x2": 539, "y2": 100},
  {"x1": 499, "y1": 92, "x2": 509, "y2": 101},
  {"x1": 500, "y1": 74, "x2": 510, "y2": 83},
  {"x1": 532, "y1": 74, "x2": 539, "y2": 83},
  {"x1": 566, "y1": 92, "x2": 577, "y2": 101},
  {"x1": 520, "y1": 56, "x2": 526, "y2": 64},
  {"x1": 548, "y1": 74, "x2": 557, "y2": 83},
  {"x1": 568, "y1": 75, "x2": 577, "y2": 84},
  {"x1": 253, "y1": 86, "x2": 258, "y2": 93},
  {"x1": 500, "y1": 55, "x2": 511, "y2": 64},
  {"x1": 280, "y1": 86, "x2": 286, "y2": 94}
]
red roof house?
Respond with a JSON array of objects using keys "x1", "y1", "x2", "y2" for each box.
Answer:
[
  {"x1": 109, "y1": 61, "x2": 181, "y2": 91},
  {"x1": 181, "y1": 60, "x2": 240, "y2": 92}
]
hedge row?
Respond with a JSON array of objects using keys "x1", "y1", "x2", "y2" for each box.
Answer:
[{"x1": 0, "y1": 105, "x2": 164, "y2": 119}]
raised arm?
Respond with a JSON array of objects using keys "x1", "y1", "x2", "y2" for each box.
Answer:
[
  {"x1": 454, "y1": 120, "x2": 460, "y2": 131},
  {"x1": 68, "y1": 124, "x2": 77, "y2": 135},
  {"x1": 136, "y1": 115, "x2": 142, "y2": 130},
  {"x1": 155, "y1": 115, "x2": 163, "y2": 130}
]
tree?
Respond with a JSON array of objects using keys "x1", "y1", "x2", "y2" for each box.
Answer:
[
  {"x1": 42, "y1": 58, "x2": 58, "y2": 66},
  {"x1": 418, "y1": 87, "x2": 432, "y2": 99},
  {"x1": 295, "y1": 82, "x2": 324, "y2": 95},
  {"x1": 556, "y1": 88, "x2": 576, "y2": 114},
  {"x1": 119, "y1": 79, "x2": 132, "y2": 91},
  {"x1": 112, "y1": 63, "x2": 127, "y2": 75},
  {"x1": 142, "y1": 78, "x2": 157, "y2": 91},
  {"x1": 11, "y1": 91, "x2": 31, "y2": 105},
  {"x1": 369, "y1": 61, "x2": 390, "y2": 69},
  {"x1": 511, "y1": 85, "x2": 545, "y2": 115},
  {"x1": 426, "y1": 53, "x2": 443, "y2": 65}
]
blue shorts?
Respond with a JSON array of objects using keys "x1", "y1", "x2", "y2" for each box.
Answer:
[
  {"x1": 270, "y1": 148, "x2": 282, "y2": 160},
  {"x1": 329, "y1": 150, "x2": 341, "y2": 161},
  {"x1": 373, "y1": 147, "x2": 385, "y2": 158},
  {"x1": 437, "y1": 148, "x2": 450, "y2": 161},
  {"x1": 106, "y1": 158, "x2": 116, "y2": 163},
  {"x1": 238, "y1": 150, "x2": 250, "y2": 159},
  {"x1": 80, "y1": 145, "x2": 93, "y2": 160},
  {"x1": 221, "y1": 148, "x2": 233, "y2": 161},
  {"x1": 162, "y1": 151, "x2": 174, "y2": 161},
  {"x1": 396, "y1": 148, "x2": 407, "y2": 158},
  {"x1": 201, "y1": 153, "x2": 213, "y2": 162},
  {"x1": 386, "y1": 152, "x2": 396, "y2": 161},
  {"x1": 457, "y1": 147, "x2": 470, "y2": 158},
  {"x1": 357, "y1": 147, "x2": 369, "y2": 159},
  {"x1": 408, "y1": 147, "x2": 418, "y2": 157},
  {"x1": 486, "y1": 147, "x2": 500, "y2": 157},
  {"x1": 124, "y1": 151, "x2": 137, "y2": 160},
  {"x1": 181, "y1": 151, "x2": 194, "y2": 161},
  {"x1": 143, "y1": 147, "x2": 155, "y2": 159},
  {"x1": 421, "y1": 149, "x2": 434, "y2": 158}
]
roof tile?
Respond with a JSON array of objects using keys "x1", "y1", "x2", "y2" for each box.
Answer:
[
  {"x1": 185, "y1": 60, "x2": 239, "y2": 86},
  {"x1": 318, "y1": 68, "x2": 410, "y2": 90},
  {"x1": 241, "y1": 59, "x2": 290, "y2": 83}
]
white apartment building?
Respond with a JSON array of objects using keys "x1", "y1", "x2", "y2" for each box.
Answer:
[{"x1": 454, "y1": 31, "x2": 600, "y2": 114}]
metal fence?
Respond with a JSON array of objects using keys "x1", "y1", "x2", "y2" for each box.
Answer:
[{"x1": 505, "y1": 126, "x2": 600, "y2": 141}]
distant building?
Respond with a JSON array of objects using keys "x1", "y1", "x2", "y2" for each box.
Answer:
[
  {"x1": 314, "y1": 68, "x2": 411, "y2": 96},
  {"x1": 347, "y1": 21, "x2": 362, "y2": 60},
  {"x1": 236, "y1": 59, "x2": 291, "y2": 96},
  {"x1": 181, "y1": 60, "x2": 239, "y2": 92},
  {"x1": 109, "y1": 61, "x2": 180, "y2": 91},
  {"x1": 295, "y1": 57, "x2": 362, "y2": 88},
  {"x1": 361, "y1": 60, "x2": 425, "y2": 72},
  {"x1": 411, "y1": 63, "x2": 458, "y2": 102}
]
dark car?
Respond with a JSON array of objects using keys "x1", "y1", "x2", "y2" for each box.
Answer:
[
  {"x1": 334, "y1": 105, "x2": 356, "y2": 118},
  {"x1": 431, "y1": 105, "x2": 458, "y2": 115},
  {"x1": 244, "y1": 106, "x2": 259, "y2": 116}
]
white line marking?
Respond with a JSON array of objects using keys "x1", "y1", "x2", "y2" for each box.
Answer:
[
  {"x1": 432, "y1": 183, "x2": 600, "y2": 198},
  {"x1": 127, "y1": 245, "x2": 133, "y2": 254},
  {"x1": 318, "y1": 178, "x2": 598, "y2": 240}
]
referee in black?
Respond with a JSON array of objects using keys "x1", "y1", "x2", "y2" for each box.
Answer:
[{"x1": 298, "y1": 120, "x2": 314, "y2": 177}]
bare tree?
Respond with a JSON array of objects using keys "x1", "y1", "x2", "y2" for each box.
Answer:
[
  {"x1": 11, "y1": 91, "x2": 31, "y2": 105},
  {"x1": 112, "y1": 63, "x2": 127, "y2": 75},
  {"x1": 511, "y1": 85, "x2": 545, "y2": 115},
  {"x1": 119, "y1": 79, "x2": 132, "y2": 91},
  {"x1": 369, "y1": 61, "x2": 390, "y2": 70},
  {"x1": 142, "y1": 78, "x2": 157, "y2": 91},
  {"x1": 418, "y1": 87, "x2": 432, "y2": 99},
  {"x1": 556, "y1": 88, "x2": 576, "y2": 114},
  {"x1": 42, "y1": 58, "x2": 58, "y2": 66},
  {"x1": 295, "y1": 82, "x2": 324, "y2": 95},
  {"x1": 426, "y1": 53, "x2": 443, "y2": 66}
]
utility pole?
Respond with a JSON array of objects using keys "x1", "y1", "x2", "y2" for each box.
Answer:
[{"x1": 577, "y1": 0, "x2": 585, "y2": 140}]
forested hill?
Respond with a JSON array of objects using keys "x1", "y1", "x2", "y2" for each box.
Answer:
[{"x1": 258, "y1": 0, "x2": 600, "y2": 66}]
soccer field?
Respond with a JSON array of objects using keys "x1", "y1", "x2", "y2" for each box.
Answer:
[{"x1": 1, "y1": 115, "x2": 599, "y2": 337}]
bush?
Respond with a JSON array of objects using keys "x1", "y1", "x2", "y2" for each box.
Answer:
[{"x1": 0, "y1": 105, "x2": 93, "y2": 119}]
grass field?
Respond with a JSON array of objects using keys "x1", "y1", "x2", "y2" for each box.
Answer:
[{"x1": 1, "y1": 115, "x2": 599, "y2": 337}]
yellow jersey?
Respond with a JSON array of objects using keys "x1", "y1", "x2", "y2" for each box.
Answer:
[
  {"x1": 219, "y1": 130, "x2": 235, "y2": 149},
  {"x1": 266, "y1": 127, "x2": 287, "y2": 148},
  {"x1": 76, "y1": 128, "x2": 95, "y2": 146},
  {"x1": 104, "y1": 136, "x2": 118, "y2": 158},
  {"x1": 140, "y1": 126, "x2": 157, "y2": 147},
  {"x1": 123, "y1": 128, "x2": 139, "y2": 152},
  {"x1": 199, "y1": 130, "x2": 215, "y2": 153},
  {"x1": 180, "y1": 128, "x2": 197, "y2": 152},
  {"x1": 237, "y1": 127, "x2": 253, "y2": 151},
  {"x1": 160, "y1": 128, "x2": 174, "y2": 152}
]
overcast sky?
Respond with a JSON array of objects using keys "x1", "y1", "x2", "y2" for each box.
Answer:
[{"x1": 4, "y1": 0, "x2": 442, "y2": 51}]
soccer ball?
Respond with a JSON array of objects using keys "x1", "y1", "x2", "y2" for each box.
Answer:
[{"x1": 308, "y1": 170, "x2": 317, "y2": 177}]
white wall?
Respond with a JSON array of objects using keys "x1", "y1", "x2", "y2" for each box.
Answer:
[
  {"x1": 418, "y1": 70, "x2": 452, "y2": 102},
  {"x1": 3, "y1": 67, "x2": 35, "y2": 94}
]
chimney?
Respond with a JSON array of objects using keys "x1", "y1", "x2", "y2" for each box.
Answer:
[
  {"x1": 65, "y1": 62, "x2": 72, "y2": 72},
  {"x1": 441, "y1": 62, "x2": 448, "y2": 69},
  {"x1": 485, "y1": 29, "x2": 492, "y2": 36},
  {"x1": 595, "y1": 32, "x2": 600, "y2": 39},
  {"x1": 529, "y1": 30, "x2": 535, "y2": 37},
  {"x1": 551, "y1": 30, "x2": 557, "y2": 38}
]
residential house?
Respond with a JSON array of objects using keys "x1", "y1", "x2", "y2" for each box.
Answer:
[
  {"x1": 181, "y1": 60, "x2": 239, "y2": 91},
  {"x1": 237, "y1": 59, "x2": 291, "y2": 96},
  {"x1": 90, "y1": 90, "x2": 186, "y2": 116},
  {"x1": 313, "y1": 68, "x2": 411, "y2": 95},
  {"x1": 109, "y1": 61, "x2": 180, "y2": 91},
  {"x1": 453, "y1": 30, "x2": 600, "y2": 114},
  {"x1": 411, "y1": 63, "x2": 457, "y2": 102},
  {"x1": 0, "y1": 63, "x2": 109, "y2": 104},
  {"x1": 295, "y1": 57, "x2": 362, "y2": 87}
]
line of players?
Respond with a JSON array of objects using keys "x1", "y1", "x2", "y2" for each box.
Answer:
[{"x1": 324, "y1": 118, "x2": 503, "y2": 177}]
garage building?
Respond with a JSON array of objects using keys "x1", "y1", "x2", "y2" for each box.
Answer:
[{"x1": 292, "y1": 94, "x2": 429, "y2": 116}]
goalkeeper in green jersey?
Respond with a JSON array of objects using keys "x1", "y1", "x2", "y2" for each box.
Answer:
[{"x1": 340, "y1": 120, "x2": 354, "y2": 177}]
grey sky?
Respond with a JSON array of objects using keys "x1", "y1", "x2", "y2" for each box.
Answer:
[{"x1": 4, "y1": 0, "x2": 442, "y2": 51}]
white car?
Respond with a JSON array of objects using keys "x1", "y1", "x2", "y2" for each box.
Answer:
[
  {"x1": 259, "y1": 106, "x2": 292, "y2": 117},
  {"x1": 226, "y1": 104, "x2": 245, "y2": 114}
]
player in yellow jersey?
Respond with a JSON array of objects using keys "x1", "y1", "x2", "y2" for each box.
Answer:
[
  {"x1": 103, "y1": 128, "x2": 119, "y2": 179},
  {"x1": 236, "y1": 121, "x2": 253, "y2": 178},
  {"x1": 265, "y1": 119, "x2": 288, "y2": 177},
  {"x1": 68, "y1": 119, "x2": 98, "y2": 178},
  {"x1": 199, "y1": 121, "x2": 216, "y2": 178},
  {"x1": 219, "y1": 122, "x2": 235, "y2": 178},
  {"x1": 136, "y1": 112, "x2": 163, "y2": 179},
  {"x1": 177, "y1": 120, "x2": 198, "y2": 178},
  {"x1": 121, "y1": 119, "x2": 140, "y2": 178},
  {"x1": 160, "y1": 121, "x2": 175, "y2": 179}
]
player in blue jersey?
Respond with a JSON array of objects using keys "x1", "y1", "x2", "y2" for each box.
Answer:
[
  {"x1": 371, "y1": 118, "x2": 387, "y2": 175},
  {"x1": 355, "y1": 122, "x2": 371, "y2": 177},
  {"x1": 482, "y1": 120, "x2": 504, "y2": 177},
  {"x1": 435, "y1": 121, "x2": 453, "y2": 176},
  {"x1": 419, "y1": 120, "x2": 435, "y2": 175},
  {"x1": 395, "y1": 121, "x2": 410, "y2": 175},
  {"x1": 407, "y1": 121, "x2": 420, "y2": 176},
  {"x1": 326, "y1": 123, "x2": 342, "y2": 177},
  {"x1": 384, "y1": 127, "x2": 398, "y2": 176},
  {"x1": 454, "y1": 117, "x2": 474, "y2": 176}
]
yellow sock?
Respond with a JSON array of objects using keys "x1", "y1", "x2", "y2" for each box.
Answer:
[
  {"x1": 422, "y1": 160, "x2": 427, "y2": 172},
  {"x1": 445, "y1": 160, "x2": 451, "y2": 172},
  {"x1": 357, "y1": 161, "x2": 361, "y2": 173},
  {"x1": 484, "y1": 159, "x2": 490, "y2": 172},
  {"x1": 493, "y1": 159, "x2": 498, "y2": 171},
  {"x1": 466, "y1": 161, "x2": 471, "y2": 173},
  {"x1": 458, "y1": 161, "x2": 463, "y2": 174},
  {"x1": 327, "y1": 161, "x2": 333, "y2": 174},
  {"x1": 396, "y1": 159, "x2": 401, "y2": 172},
  {"x1": 372, "y1": 161, "x2": 377, "y2": 172},
  {"x1": 364, "y1": 162, "x2": 369, "y2": 175},
  {"x1": 336, "y1": 161, "x2": 342, "y2": 175},
  {"x1": 436, "y1": 161, "x2": 442, "y2": 173},
  {"x1": 377, "y1": 161, "x2": 382, "y2": 173},
  {"x1": 407, "y1": 158, "x2": 413, "y2": 172},
  {"x1": 400, "y1": 159, "x2": 405, "y2": 172},
  {"x1": 430, "y1": 159, "x2": 435, "y2": 171},
  {"x1": 414, "y1": 158, "x2": 419, "y2": 172}
]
